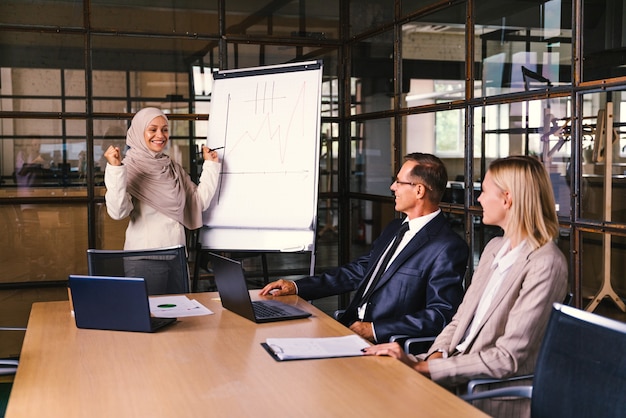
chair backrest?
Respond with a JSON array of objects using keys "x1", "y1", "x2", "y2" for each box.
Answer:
[
  {"x1": 86, "y1": 245, "x2": 189, "y2": 295},
  {"x1": 0, "y1": 326, "x2": 27, "y2": 378},
  {"x1": 532, "y1": 303, "x2": 626, "y2": 418}
]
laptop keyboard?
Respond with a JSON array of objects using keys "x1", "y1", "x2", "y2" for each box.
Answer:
[{"x1": 252, "y1": 301, "x2": 288, "y2": 318}]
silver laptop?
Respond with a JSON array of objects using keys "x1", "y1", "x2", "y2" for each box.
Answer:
[
  {"x1": 68, "y1": 275, "x2": 177, "y2": 332},
  {"x1": 208, "y1": 253, "x2": 312, "y2": 323}
]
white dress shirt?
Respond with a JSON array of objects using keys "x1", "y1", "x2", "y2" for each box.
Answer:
[
  {"x1": 358, "y1": 209, "x2": 441, "y2": 320},
  {"x1": 455, "y1": 238, "x2": 527, "y2": 353}
]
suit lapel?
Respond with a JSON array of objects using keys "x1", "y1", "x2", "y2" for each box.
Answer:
[
  {"x1": 346, "y1": 222, "x2": 404, "y2": 306},
  {"x1": 369, "y1": 213, "x2": 446, "y2": 292},
  {"x1": 448, "y1": 245, "x2": 498, "y2": 346},
  {"x1": 459, "y1": 242, "x2": 534, "y2": 350},
  {"x1": 451, "y1": 283, "x2": 487, "y2": 346}
]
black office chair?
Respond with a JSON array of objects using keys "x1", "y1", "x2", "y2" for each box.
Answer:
[
  {"x1": 0, "y1": 350, "x2": 21, "y2": 382},
  {"x1": 86, "y1": 245, "x2": 189, "y2": 295},
  {"x1": 0, "y1": 359, "x2": 18, "y2": 377},
  {"x1": 0, "y1": 326, "x2": 26, "y2": 375},
  {"x1": 1, "y1": 326, "x2": 27, "y2": 417},
  {"x1": 461, "y1": 302, "x2": 626, "y2": 418},
  {"x1": 464, "y1": 292, "x2": 574, "y2": 394}
]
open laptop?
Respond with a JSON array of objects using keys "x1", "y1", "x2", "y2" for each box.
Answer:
[
  {"x1": 208, "y1": 253, "x2": 312, "y2": 323},
  {"x1": 68, "y1": 275, "x2": 177, "y2": 332}
]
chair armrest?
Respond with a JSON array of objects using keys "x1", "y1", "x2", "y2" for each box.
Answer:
[
  {"x1": 467, "y1": 374, "x2": 534, "y2": 394},
  {"x1": 0, "y1": 359, "x2": 19, "y2": 376},
  {"x1": 461, "y1": 385, "x2": 532, "y2": 402},
  {"x1": 389, "y1": 334, "x2": 410, "y2": 343},
  {"x1": 403, "y1": 336, "x2": 436, "y2": 354},
  {"x1": 388, "y1": 334, "x2": 435, "y2": 354},
  {"x1": 333, "y1": 310, "x2": 345, "y2": 320}
]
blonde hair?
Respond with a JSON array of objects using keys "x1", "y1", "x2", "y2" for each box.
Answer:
[{"x1": 487, "y1": 155, "x2": 559, "y2": 250}]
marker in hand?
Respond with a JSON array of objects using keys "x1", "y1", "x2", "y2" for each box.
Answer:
[
  {"x1": 197, "y1": 146, "x2": 224, "y2": 159},
  {"x1": 197, "y1": 146, "x2": 224, "y2": 156}
]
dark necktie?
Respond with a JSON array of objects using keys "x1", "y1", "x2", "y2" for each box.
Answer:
[{"x1": 359, "y1": 221, "x2": 410, "y2": 306}]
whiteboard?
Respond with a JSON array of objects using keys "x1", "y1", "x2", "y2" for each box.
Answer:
[{"x1": 200, "y1": 61, "x2": 322, "y2": 252}]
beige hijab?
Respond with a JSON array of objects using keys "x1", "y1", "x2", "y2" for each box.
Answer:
[{"x1": 123, "y1": 107, "x2": 203, "y2": 230}]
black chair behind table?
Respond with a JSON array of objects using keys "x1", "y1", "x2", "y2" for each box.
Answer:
[
  {"x1": 461, "y1": 302, "x2": 626, "y2": 418},
  {"x1": 86, "y1": 245, "x2": 189, "y2": 295}
]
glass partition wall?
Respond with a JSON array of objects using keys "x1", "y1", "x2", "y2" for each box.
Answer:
[
  {"x1": 347, "y1": 0, "x2": 626, "y2": 321},
  {"x1": 0, "y1": 0, "x2": 343, "y2": 358},
  {"x1": 2, "y1": 1, "x2": 626, "y2": 358}
]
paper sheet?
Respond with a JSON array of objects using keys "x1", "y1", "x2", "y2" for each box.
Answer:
[
  {"x1": 264, "y1": 335, "x2": 370, "y2": 361},
  {"x1": 149, "y1": 295, "x2": 213, "y2": 318}
]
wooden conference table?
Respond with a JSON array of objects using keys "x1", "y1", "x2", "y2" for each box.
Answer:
[{"x1": 6, "y1": 291, "x2": 487, "y2": 418}]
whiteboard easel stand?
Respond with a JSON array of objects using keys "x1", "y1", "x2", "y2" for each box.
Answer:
[
  {"x1": 585, "y1": 102, "x2": 626, "y2": 313},
  {"x1": 200, "y1": 60, "x2": 323, "y2": 282},
  {"x1": 318, "y1": 133, "x2": 337, "y2": 237}
]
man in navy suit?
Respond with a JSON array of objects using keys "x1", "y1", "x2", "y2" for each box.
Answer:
[{"x1": 260, "y1": 153, "x2": 469, "y2": 343}]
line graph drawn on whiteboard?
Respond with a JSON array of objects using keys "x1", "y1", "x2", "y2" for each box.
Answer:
[
  {"x1": 220, "y1": 79, "x2": 310, "y2": 177},
  {"x1": 202, "y1": 61, "x2": 322, "y2": 233}
]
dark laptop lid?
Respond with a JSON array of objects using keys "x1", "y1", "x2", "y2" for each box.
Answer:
[
  {"x1": 68, "y1": 275, "x2": 175, "y2": 332},
  {"x1": 208, "y1": 253, "x2": 311, "y2": 323},
  {"x1": 207, "y1": 255, "x2": 258, "y2": 321}
]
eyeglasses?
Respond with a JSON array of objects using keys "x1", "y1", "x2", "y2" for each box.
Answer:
[
  {"x1": 393, "y1": 180, "x2": 417, "y2": 187},
  {"x1": 392, "y1": 180, "x2": 433, "y2": 191}
]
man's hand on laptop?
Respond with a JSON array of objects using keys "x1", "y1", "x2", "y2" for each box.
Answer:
[{"x1": 259, "y1": 279, "x2": 297, "y2": 296}]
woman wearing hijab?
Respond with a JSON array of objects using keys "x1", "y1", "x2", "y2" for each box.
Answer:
[{"x1": 104, "y1": 107, "x2": 221, "y2": 293}]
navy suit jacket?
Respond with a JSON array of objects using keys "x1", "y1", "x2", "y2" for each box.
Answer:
[{"x1": 297, "y1": 212, "x2": 468, "y2": 342}]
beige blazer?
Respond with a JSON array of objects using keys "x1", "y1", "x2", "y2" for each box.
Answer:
[{"x1": 425, "y1": 236, "x2": 568, "y2": 418}]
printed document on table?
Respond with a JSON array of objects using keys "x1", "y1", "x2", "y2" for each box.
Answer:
[
  {"x1": 149, "y1": 295, "x2": 213, "y2": 318},
  {"x1": 263, "y1": 335, "x2": 370, "y2": 361}
]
